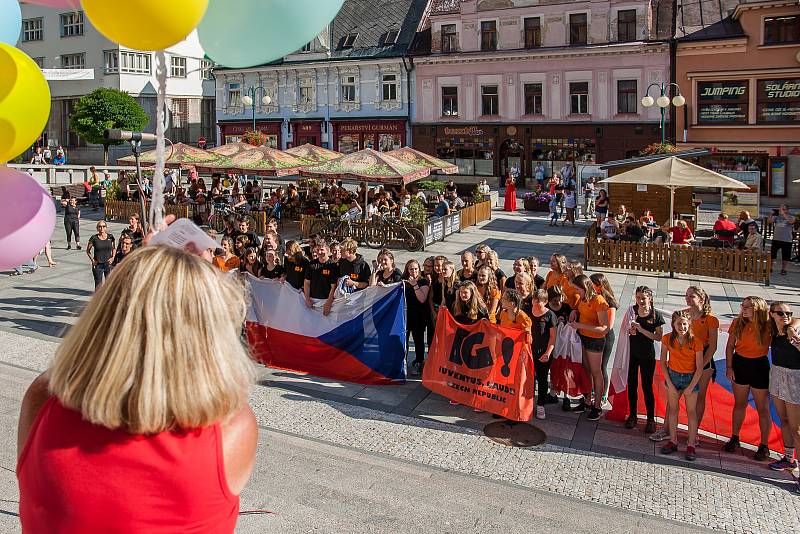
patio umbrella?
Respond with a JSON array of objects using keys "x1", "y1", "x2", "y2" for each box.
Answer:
[
  {"x1": 387, "y1": 146, "x2": 458, "y2": 175},
  {"x1": 200, "y1": 142, "x2": 310, "y2": 176},
  {"x1": 299, "y1": 148, "x2": 430, "y2": 186},
  {"x1": 116, "y1": 142, "x2": 223, "y2": 169},
  {"x1": 599, "y1": 156, "x2": 748, "y2": 225},
  {"x1": 284, "y1": 143, "x2": 342, "y2": 164}
]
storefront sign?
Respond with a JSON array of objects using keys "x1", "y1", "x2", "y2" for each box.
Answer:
[
  {"x1": 336, "y1": 121, "x2": 403, "y2": 133},
  {"x1": 443, "y1": 126, "x2": 485, "y2": 136},
  {"x1": 220, "y1": 121, "x2": 281, "y2": 135},
  {"x1": 757, "y1": 79, "x2": 800, "y2": 124},
  {"x1": 697, "y1": 81, "x2": 748, "y2": 124}
]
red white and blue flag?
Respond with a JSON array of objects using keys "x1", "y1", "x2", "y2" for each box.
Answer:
[{"x1": 246, "y1": 277, "x2": 407, "y2": 385}]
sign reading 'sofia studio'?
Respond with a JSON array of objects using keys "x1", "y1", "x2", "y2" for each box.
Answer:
[
  {"x1": 757, "y1": 79, "x2": 800, "y2": 124},
  {"x1": 697, "y1": 80, "x2": 749, "y2": 124}
]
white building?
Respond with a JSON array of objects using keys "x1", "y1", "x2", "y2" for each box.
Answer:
[{"x1": 17, "y1": 5, "x2": 216, "y2": 163}]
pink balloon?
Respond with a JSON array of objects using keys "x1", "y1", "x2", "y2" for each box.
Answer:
[
  {"x1": 0, "y1": 168, "x2": 56, "y2": 270},
  {"x1": 20, "y1": 1, "x2": 81, "y2": 8}
]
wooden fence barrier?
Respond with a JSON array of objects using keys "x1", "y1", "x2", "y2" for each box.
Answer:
[
  {"x1": 104, "y1": 200, "x2": 191, "y2": 222},
  {"x1": 585, "y1": 224, "x2": 772, "y2": 284}
]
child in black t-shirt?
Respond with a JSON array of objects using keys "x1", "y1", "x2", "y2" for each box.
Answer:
[{"x1": 304, "y1": 241, "x2": 339, "y2": 316}]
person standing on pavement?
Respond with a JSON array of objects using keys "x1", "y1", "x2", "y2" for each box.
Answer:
[
  {"x1": 61, "y1": 197, "x2": 82, "y2": 250},
  {"x1": 371, "y1": 249, "x2": 402, "y2": 286},
  {"x1": 769, "y1": 205, "x2": 794, "y2": 275},
  {"x1": 120, "y1": 214, "x2": 144, "y2": 249},
  {"x1": 766, "y1": 302, "x2": 800, "y2": 489},
  {"x1": 625, "y1": 286, "x2": 664, "y2": 433},
  {"x1": 304, "y1": 240, "x2": 338, "y2": 317},
  {"x1": 86, "y1": 220, "x2": 115, "y2": 289},
  {"x1": 527, "y1": 289, "x2": 557, "y2": 420},
  {"x1": 590, "y1": 273, "x2": 618, "y2": 408},
  {"x1": 458, "y1": 251, "x2": 478, "y2": 283},
  {"x1": 403, "y1": 259, "x2": 430, "y2": 375},
  {"x1": 338, "y1": 238, "x2": 371, "y2": 291},
  {"x1": 112, "y1": 235, "x2": 134, "y2": 268},
  {"x1": 283, "y1": 240, "x2": 308, "y2": 291},
  {"x1": 563, "y1": 187, "x2": 577, "y2": 226},
  {"x1": 724, "y1": 297, "x2": 773, "y2": 461}
]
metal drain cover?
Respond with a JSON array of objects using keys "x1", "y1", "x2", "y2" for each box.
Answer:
[{"x1": 483, "y1": 421, "x2": 547, "y2": 447}]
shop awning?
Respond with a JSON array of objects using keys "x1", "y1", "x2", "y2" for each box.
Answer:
[
  {"x1": 299, "y1": 148, "x2": 430, "y2": 185},
  {"x1": 284, "y1": 143, "x2": 342, "y2": 164},
  {"x1": 199, "y1": 142, "x2": 312, "y2": 176},
  {"x1": 386, "y1": 147, "x2": 458, "y2": 174},
  {"x1": 116, "y1": 142, "x2": 224, "y2": 169}
]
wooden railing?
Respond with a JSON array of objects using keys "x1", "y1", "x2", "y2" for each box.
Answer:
[
  {"x1": 585, "y1": 225, "x2": 772, "y2": 285},
  {"x1": 460, "y1": 200, "x2": 492, "y2": 229},
  {"x1": 104, "y1": 200, "x2": 191, "y2": 222}
]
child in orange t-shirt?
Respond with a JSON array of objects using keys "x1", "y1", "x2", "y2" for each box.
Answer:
[
  {"x1": 659, "y1": 310, "x2": 704, "y2": 461},
  {"x1": 497, "y1": 289, "x2": 532, "y2": 344}
]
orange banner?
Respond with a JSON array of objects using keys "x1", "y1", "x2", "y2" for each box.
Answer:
[{"x1": 422, "y1": 308, "x2": 535, "y2": 421}]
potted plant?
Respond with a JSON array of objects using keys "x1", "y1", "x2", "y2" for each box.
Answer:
[
  {"x1": 639, "y1": 142, "x2": 677, "y2": 156},
  {"x1": 241, "y1": 130, "x2": 267, "y2": 147},
  {"x1": 523, "y1": 190, "x2": 551, "y2": 211}
]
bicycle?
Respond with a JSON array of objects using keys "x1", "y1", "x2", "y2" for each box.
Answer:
[
  {"x1": 364, "y1": 214, "x2": 424, "y2": 252},
  {"x1": 309, "y1": 212, "x2": 354, "y2": 243}
]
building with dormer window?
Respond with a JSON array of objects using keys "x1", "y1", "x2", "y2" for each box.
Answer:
[{"x1": 214, "y1": 0, "x2": 430, "y2": 152}]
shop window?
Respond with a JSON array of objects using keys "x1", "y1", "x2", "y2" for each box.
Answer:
[
  {"x1": 569, "y1": 82, "x2": 589, "y2": 114},
  {"x1": 764, "y1": 16, "x2": 799, "y2": 45},
  {"x1": 441, "y1": 24, "x2": 457, "y2": 52},
  {"x1": 530, "y1": 138, "x2": 596, "y2": 179},
  {"x1": 524, "y1": 83, "x2": 542, "y2": 115},
  {"x1": 617, "y1": 80, "x2": 637, "y2": 114},
  {"x1": 442, "y1": 86, "x2": 458, "y2": 116},
  {"x1": 481, "y1": 85, "x2": 499, "y2": 116},
  {"x1": 338, "y1": 135, "x2": 359, "y2": 154},
  {"x1": 617, "y1": 10, "x2": 636, "y2": 42},
  {"x1": 697, "y1": 80, "x2": 748, "y2": 124},
  {"x1": 435, "y1": 139, "x2": 495, "y2": 176},
  {"x1": 22, "y1": 18, "x2": 44, "y2": 42},
  {"x1": 569, "y1": 13, "x2": 587, "y2": 46},
  {"x1": 382, "y1": 74, "x2": 398, "y2": 101},
  {"x1": 481, "y1": 21, "x2": 497, "y2": 51},
  {"x1": 341, "y1": 75, "x2": 356, "y2": 102},
  {"x1": 524, "y1": 18, "x2": 541, "y2": 48},
  {"x1": 60, "y1": 11, "x2": 83, "y2": 37},
  {"x1": 379, "y1": 134, "x2": 401, "y2": 152}
]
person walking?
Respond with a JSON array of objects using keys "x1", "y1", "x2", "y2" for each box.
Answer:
[
  {"x1": 86, "y1": 220, "x2": 115, "y2": 289},
  {"x1": 769, "y1": 205, "x2": 794, "y2": 275},
  {"x1": 61, "y1": 197, "x2": 82, "y2": 250}
]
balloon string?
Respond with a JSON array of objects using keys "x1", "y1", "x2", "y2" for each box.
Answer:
[{"x1": 150, "y1": 50, "x2": 167, "y2": 231}]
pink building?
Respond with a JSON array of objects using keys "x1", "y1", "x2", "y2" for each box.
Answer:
[{"x1": 412, "y1": 0, "x2": 675, "y2": 184}]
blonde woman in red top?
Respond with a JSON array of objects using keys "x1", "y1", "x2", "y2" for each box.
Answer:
[{"x1": 17, "y1": 245, "x2": 258, "y2": 533}]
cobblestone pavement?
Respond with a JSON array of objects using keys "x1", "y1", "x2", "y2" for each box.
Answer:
[{"x1": 1, "y1": 206, "x2": 799, "y2": 533}]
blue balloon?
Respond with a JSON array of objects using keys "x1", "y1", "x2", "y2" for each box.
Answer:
[
  {"x1": 198, "y1": 0, "x2": 345, "y2": 68},
  {"x1": 0, "y1": 0, "x2": 22, "y2": 45}
]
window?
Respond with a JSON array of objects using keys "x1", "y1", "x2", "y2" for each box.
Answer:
[
  {"x1": 169, "y1": 98, "x2": 189, "y2": 144},
  {"x1": 441, "y1": 24, "x2": 457, "y2": 52},
  {"x1": 569, "y1": 82, "x2": 589, "y2": 114},
  {"x1": 22, "y1": 18, "x2": 44, "y2": 42},
  {"x1": 32, "y1": 57, "x2": 45, "y2": 68},
  {"x1": 300, "y1": 42, "x2": 312, "y2": 52},
  {"x1": 341, "y1": 75, "x2": 356, "y2": 102},
  {"x1": 569, "y1": 13, "x2": 587, "y2": 45},
  {"x1": 697, "y1": 80, "x2": 748, "y2": 124},
  {"x1": 524, "y1": 83, "x2": 543, "y2": 115},
  {"x1": 524, "y1": 17, "x2": 541, "y2": 48},
  {"x1": 382, "y1": 73, "x2": 398, "y2": 101},
  {"x1": 228, "y1": 82, "x2": 242, "y2": 109},
  {"x1": 617, "y1": 80, "x2": 637, "y2": 113},
  {"x1": 617, "y1": 10, "x2": 636, "y2": 42},
  {"x1": 200, "y1": 59, "x2": 213, "y2": 80},
  {"x1": 170, "y1": 56, "x2": 186, "y2": 78},
  {"x1": 481, "y1": 21, "x2": 497, "y2": 51},
  {"x1": 764, "y1": 16, "x2": 800, "y2": 45},
  {"x1": 60, "y1": 11, "x2": 84, "y2": 37},
  {"x1": 442, "y1": 86, "x2": 458, "y2": 116},
  {"x1": 104, "y1": 50, "x2": 118, "y2": 73},
  {"x1": 61, "y1": 53, "x2": 85, "y2": 69},
  {"x1": 105, "y1": 51, "x2": 151, "y2": 75},
  {"x1": 201, "y1": 98, "x2": 215, "y2": 143},
  {"x1": 380, "y1": 30, "x2": 399, "y2": 46},
  {"x1": 481, "y1": 85, "x2": 499, "y2": 115},
  {"x1": 340, "y1": 33, "x2": 358, "y2": 49},
  {"x1": 299, "y1": 81, "x2": 314, "y2": 104},
  {"x1": 757, "y1": 78, "x2": 800, "y2": 125}
]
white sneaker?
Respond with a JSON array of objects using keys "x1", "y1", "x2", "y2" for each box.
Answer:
[
  {"x1": 649, "y1": 427, "x2": 670, "y2": 442},
  {"x1": 601, "y1": 399, "x2": 612, "y2": 411},
  {"x1": 536, "y1": 406, "x2": 546, "y2": 420}
]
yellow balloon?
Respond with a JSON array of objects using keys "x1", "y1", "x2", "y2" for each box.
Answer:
[
  {"x1": 83, "y1": 0, "x2": 209, "y2": 51},
  {"x1": 0, "y1": 44, "x2": 51, "y2": 164}
]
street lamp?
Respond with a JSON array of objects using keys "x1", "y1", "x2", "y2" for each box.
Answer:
[
  {"x1": 241, "y1": 86, "x2": 272, "y2": 133},
  {"x1": 641, "y1": 82, "x2": 684, "y2": 145}
]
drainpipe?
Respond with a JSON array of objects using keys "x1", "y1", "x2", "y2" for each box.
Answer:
[{"x1": 402, "y1": 56, "x2": 414, "y2": 147}]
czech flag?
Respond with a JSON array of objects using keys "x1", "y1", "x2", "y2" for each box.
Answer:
[
  {"x1": 246, "y1": 276, "x2": 407, "y2": 385},
  {"x1": 607, "y1": 306, "x2": 783, "y2": 452}
]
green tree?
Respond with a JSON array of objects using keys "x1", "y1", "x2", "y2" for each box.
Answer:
[{"x1": 69, "y1": 88, "x2": 149, "y2": 165}]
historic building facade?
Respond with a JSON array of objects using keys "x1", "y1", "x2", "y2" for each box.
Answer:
[{"x1": 214, "y1": 0, "x2": 429, "y2": 152}]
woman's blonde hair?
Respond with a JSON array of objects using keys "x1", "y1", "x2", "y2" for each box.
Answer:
[
  {"x1": 48, "y1": 246, "x2": 257, "y2": 434},
  {"x1": 686, "y1": 286, "x2": 711, "y2": 317},
  {"x1": 551, "y1": 253, "x2": 567, "y2": 275},
  {"x1": 731, "y1": 296, "x2": 771, "y2": 345}
]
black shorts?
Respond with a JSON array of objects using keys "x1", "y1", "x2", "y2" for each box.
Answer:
[
  {"x1": 771, "y1": 240, "x2": 792, "y2": 260},
  {"x1": 731, "y1": 353, "x2": 770, "y2": 390},
  {"x1": 579, "y1": 333, "x2": 606, "y2": 353}
]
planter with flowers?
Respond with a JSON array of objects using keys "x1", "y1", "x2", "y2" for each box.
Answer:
[
  {"x1": 241, "y1": 130, "x2": 267, "y2": 147},
  {"x1": 523, "y1": 191, "x2": 551, "y2": 212}
]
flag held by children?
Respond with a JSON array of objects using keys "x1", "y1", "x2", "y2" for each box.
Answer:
[
  {"x1": 422, "y1": 308, "x2": 535, "y2": 421},
  {"x1": 246, "y1": 277, "x2": 407, "y2": 385}
]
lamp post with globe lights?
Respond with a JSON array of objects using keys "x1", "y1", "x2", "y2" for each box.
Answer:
[
  {"x1": 641, "y1": 82, "x2": 685, "y2": 145},
  {"x1": 241, "y1": 86, "x2": 273, "y2": 134}
]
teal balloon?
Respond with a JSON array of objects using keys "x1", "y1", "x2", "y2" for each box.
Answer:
[
  {"x1": 0, "y1": 0, "x2": 22, "y2": 45},
  {"x1": 198, "y1": 0, "x2": 345, "y2": 68}
]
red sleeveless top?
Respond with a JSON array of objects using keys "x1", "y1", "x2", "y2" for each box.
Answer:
[{"x1": 17, "y1": 397, "x2": 239, "y2": 533}]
